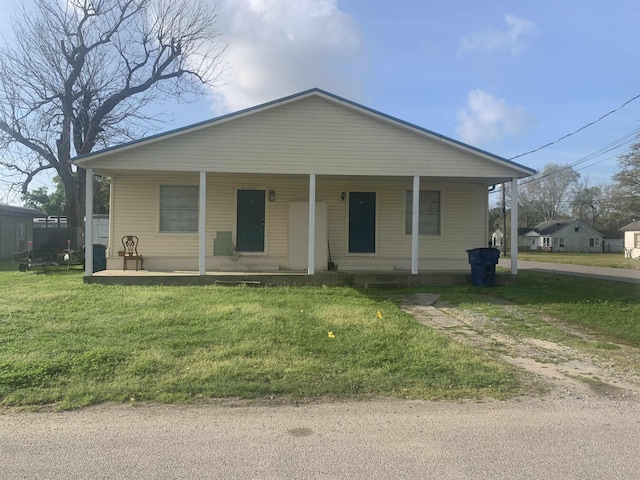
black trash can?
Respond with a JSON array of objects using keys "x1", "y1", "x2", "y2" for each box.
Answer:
[
  {"x1": 466, "y1": 248, "x2": 500, "y2": 287},
  {"x1": 83, "y1": 244, "x2": 107, "y2": 273}
]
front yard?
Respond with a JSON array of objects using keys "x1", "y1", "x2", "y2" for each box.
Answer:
[
  {"x1": 0, "y1": 264, "x2": 518, "y2": 410},
  {"x1": 1, "y1": 261, "x2": 638, "y2": 410}
]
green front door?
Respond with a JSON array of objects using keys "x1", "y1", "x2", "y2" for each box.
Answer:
[
  {"x1": 236, "y1": 189, "x2": 265, "y2": 252},
  {"x1": 349, "y1": 192, "x2": 376, "y2": 253}
]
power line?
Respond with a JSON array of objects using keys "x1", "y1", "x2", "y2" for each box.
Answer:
[
  {"x1": 516, "y1": 126, "x2": 640, "y2": 187},
  {"x1": 509, "y1": 93, "x2": 640, "y2": 161}
]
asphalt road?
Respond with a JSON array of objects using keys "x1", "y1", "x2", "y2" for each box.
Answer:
[
  {"x1": 2, "y1": 397, "x2": 640, "y2": 479},
  {"x1": 500, "y1": 259, "x2": 640, "y2": 284}
]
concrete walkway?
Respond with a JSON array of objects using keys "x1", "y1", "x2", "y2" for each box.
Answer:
[{"x1": 500, "y1": 259, "x2": 640, "y2": 285}]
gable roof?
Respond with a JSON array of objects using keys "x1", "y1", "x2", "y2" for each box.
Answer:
[
  {"x1": 621, "y1": 220, "x2": 640, "y2": 231},
  {"x1": 533, "y1": 220, "x2": 572, "y2": 235},
  {"x1": 73, "y1": 88, "x2": 536, "y2": 181},
  {"x1": 532, "y1": 220, "x2": 603, "y2": 237},
  {"x1": 0, "y1": 204, "x2": 46, "y2": 218},
  {"x1": 600, "y1": 229, "x2": 624, "y2": 239}
]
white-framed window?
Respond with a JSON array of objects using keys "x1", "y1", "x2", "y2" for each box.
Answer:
[
  {"x1": 160, "y1": 185, "x2": 198, "y2": 233},
  {"x1": 635, "y1": 233, "x2": 640, "y2": 249},
  {"x1": 559, "y1": 237, "x2": 565, "y2": 247},
  {"x1": 543, "y1": 237, "x2": 551, "y2": 247},
  {"x1": 553, "y1": 237, "x2": 559, "y2": 247},
  {"x1": 589, "y1": 238, "x2": 601, "y2": 248},
  {"x1": 405, "y1": 190, "x2": 440, "y2": 235}
]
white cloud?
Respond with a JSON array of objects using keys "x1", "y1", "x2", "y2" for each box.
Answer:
[
  {"x1": 459, "y1": 14, "x2": 538, "y2": 56},
  {"x1": 208, "y1": 0, "x2": 364, "y2": 113},
  {"x1": 455, "y1": 89, "x2": 536, "y2": 145}
]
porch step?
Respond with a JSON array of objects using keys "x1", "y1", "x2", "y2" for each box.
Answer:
[{"x1": 214, "y1": 280, "x2": 263, "y2": 287}]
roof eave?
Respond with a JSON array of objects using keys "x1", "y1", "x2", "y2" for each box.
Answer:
[{"x1": 73, "y1": 88, "x2": 537, "y2": 179}]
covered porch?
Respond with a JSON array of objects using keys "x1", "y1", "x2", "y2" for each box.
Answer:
[
  {"x1": 82, "y1": 170, "x2": 522, "y2": 281},
  {"x1": 84, "y1": 267, "x2": 518, "y2": 287}
]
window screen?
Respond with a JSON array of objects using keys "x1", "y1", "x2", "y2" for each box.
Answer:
[
  {"x1": 406, "y1": 190, "x2": 440, "y2": 235},
  {"x1": 160, "y1": 185, "x2": 198, "y2": 232}
]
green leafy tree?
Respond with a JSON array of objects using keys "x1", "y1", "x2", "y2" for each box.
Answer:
[{"x1": 22, "y1": 175, "x2": 109, "y2": 215}]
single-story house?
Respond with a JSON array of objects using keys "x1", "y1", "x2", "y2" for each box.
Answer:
[
  {"x1": 621, "y1": 220, "x2": 640, "y2": 259},
  {"x1": 520, "y1": 220, "x2": 604, "y2": 253},
  {"x1": 73, "y1": 88, "x2": 535, "y2": 279},
  {"x1": 0, "y1": 204, "x2": 46, "y2": 258}
]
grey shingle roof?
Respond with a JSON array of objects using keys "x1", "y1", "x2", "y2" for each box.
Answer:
[{"x1": 0, "y1": 204, "x2": 47, "y2": 218}]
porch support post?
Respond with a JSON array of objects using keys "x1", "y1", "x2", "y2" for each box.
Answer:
[
  {"x1": 308, "y1": 174, "x2": 316, "y2": 275},
  {"x1": 411, "y1": 175, "x2": 420, "y2": 274},
  {"x1": 510, "y1": 177, "x2": 519, "y2": 275},
  {"x1": 84, "y1": 168, "x2": 94, "y2": 276},
  {"x1": 199, "y1": 171, "x2": 207, "y2": 276}
]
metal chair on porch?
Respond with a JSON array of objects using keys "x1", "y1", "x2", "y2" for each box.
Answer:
[{"x1": 121, "y1": 235, "x2": 144, "y2": 271}]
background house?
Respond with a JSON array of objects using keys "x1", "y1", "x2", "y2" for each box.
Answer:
[
  {"x1": 519, "y1": 220, "x2": 604, "y2": 253},
  {"x1": 599, "y1": 229, "x2": 625, "y2": 254},
  {"x1": 74, "y1": 89, "x2": 535, "y2": 276},
  {"x1": 0, "y1": 204, "x2": 46, "y2": 258},
  {"x1": 621, "y1": 220, "x2": 640, "y2": 259},
  {"x1": 491, "y1": 229, "x2": 503, "y2": 248}
]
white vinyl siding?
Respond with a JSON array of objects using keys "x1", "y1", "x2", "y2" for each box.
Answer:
[
  {"x1": 405, "y1": 190, "x2": 440, "y2": 235},
  {"x1": 160, "y1": 185, "x2": 198, "y2": 232},
  {"x1": 82, "y1": 96, "x2": 528, "y2": 180},
  {"x1": 108, "y1": 174, "x2": 488, "y2": 271}
]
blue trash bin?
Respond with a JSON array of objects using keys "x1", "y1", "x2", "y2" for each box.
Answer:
[{"x1": 466, "y1": 248, "x2": 500, "y2": 286}]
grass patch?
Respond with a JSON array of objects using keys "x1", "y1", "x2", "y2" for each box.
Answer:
[
  {"x1": 0, "y1": 268, "x2": 519, "y2": 409},
  {"x1": 515, "y1": 252, "x2": 639, "y2": 270}
]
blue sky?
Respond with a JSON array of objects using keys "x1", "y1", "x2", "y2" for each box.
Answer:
[{"x1": 1, "y1": 0, "x2": 639, "y2": 201}]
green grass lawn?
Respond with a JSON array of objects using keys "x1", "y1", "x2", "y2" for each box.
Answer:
[
  {"x1": 0, "y1": 264, "x2": 519, "y2": 410},
  {"x1": 515, "y1": 252, "x2": 639, "y2": 270},
  {"x1": 2, "y1": 260, "x2": 638, "y2": 411}
]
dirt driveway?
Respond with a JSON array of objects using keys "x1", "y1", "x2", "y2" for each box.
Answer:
[{"x1": 395, "y1": 293, "x2": 640, "y2": 402}]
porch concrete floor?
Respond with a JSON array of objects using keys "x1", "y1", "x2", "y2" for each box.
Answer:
[{"x1": 85, "y1": 269, "x2": 517, "y2": 287}]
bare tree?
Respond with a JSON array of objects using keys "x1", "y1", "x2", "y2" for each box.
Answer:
[
  {"x1": 570, "y1": 178, "x2": 603, "y2": 228},
  {"x1": 519, "y1": 163, "x2": 580, "y2": 222},
  {"x1": 0, "y1": 0, "x2": 225, "y2": 230},
  {"x1": 613, "y1": 136, "x2": 640, "y2": 218}
]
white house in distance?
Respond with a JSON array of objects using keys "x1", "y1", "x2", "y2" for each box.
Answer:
[
  {"x1": 491, "y1": 229, "x2": 503, "y2": 248},
  {"x1": 73, "y1": 89, "x2": 535, "y2": 280},
  {"x1": 621, "y1": 220, "x2": 640, "y2": 259},
  {"x1": 520, "y1": 220, "x2": 604, "y2": 253}
]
